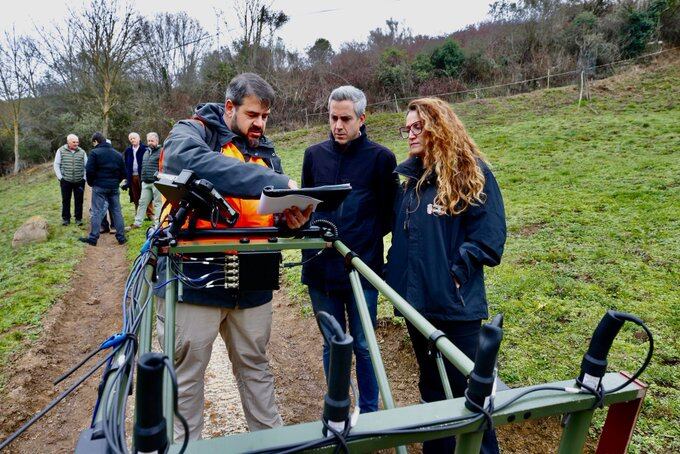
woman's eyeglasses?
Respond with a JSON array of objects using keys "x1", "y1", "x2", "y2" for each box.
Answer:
[{"x1": 398, "y1": 121, "x2": 423, "y2": 139}]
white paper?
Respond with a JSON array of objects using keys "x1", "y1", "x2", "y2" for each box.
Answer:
[{"x1": 257, "y1": 193, "x2": 322, "y2": 215}]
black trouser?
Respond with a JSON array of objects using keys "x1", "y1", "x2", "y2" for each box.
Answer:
[
  {"x1": 60, "y1": 179, "x2": 85, "y2": 222},
  {"x1": 406, "y1": 319, "x2": 500, "y2": 454}
]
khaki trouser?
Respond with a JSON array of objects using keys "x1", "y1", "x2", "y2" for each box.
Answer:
[
  {"x1": 156, "y1": 299, "x2": 283, "y2": 441},
  {"x1": 134, "y1": 181, "x2": 162, "y2": 226}
]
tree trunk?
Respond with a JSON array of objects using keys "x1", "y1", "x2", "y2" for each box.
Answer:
[
  {"x1": 12, "y1": 114, "x2": 20, "y2": 174},
  {"x1": 102, "y1": 80, "x2": 111, "y2": 137}
]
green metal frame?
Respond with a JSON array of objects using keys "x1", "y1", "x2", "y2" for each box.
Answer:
[{"x1": 123, "y1": 236, "x2": 647, "y2": 453}]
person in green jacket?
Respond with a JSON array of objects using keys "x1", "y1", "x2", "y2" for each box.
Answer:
[{"x1": 53, "y1": 134, "x2": 87, "y2": 226}]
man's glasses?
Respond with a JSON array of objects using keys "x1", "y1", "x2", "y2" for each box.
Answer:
[{"x1": 398, "y1": 121, "x2": 424, "y2": 139}]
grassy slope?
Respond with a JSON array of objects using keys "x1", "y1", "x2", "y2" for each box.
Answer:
[
  {"x1": 0, "y1": 167, "x2": 138, "y2": 387},
  {"x1": 0, "y1": 166, "x2": 85, "y2": 378},
  {"x1": 272, "y1": 60, "x2": 679, "y2": 452}
]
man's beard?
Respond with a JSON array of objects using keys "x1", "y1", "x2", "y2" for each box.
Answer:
[{"x1": 230, "y1": 117, "x2": 262, "y2": 148}]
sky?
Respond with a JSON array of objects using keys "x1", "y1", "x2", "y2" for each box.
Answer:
[{"x1": 1, "y1": 0, "x2": 491, "y2": 52}]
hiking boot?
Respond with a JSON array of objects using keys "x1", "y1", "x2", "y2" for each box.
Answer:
[
  {"x1": 118, "y1": 238, "x2": 128, "y2": 245},
  {"x1": 78, "y1": 237, "x2": 97, "y2": 246},
  {"x1": 75, "y1": 219, "x2": 84, "y2": 226},
  {"x1": 62, "y1": 220, "x2": 70, "y2": 226},
  {"x1": 130, "y1": 223, "x2": 141, "y2": 229}
]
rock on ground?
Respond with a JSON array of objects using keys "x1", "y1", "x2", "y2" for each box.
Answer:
[{"x1": 12, "y1": 215, "x2": 49, "y2": 248}]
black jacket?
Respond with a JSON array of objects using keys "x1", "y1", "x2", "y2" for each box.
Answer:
[
  {"x1": 86, "y1": 142, "x2": 126, "y2": 189},
  {"x1": 301, "y1": 126, "x2": 398, "y2": 292},
  {"x1": 154, "y1": 102, "x2": 291, "y2": 309},
  {"x1": 385, "y1": 156, "x2": 506, "y2": 321},
  {"x1": 124, "y1": 143, "x2": 148, "y2": 183}
]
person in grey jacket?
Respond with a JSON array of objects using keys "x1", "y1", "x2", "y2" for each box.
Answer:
[
  {"x1": 155, "y1": 73, "x2": 310, "y2": 441},
  {"x1": 53, "y1": 134, "x2": 87, "y2": 226},
  {"x1": 131, "y1": 132, "x2": 163, "y2": 228}
]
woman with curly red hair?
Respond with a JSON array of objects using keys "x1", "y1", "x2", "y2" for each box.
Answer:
[{"x1": 386, "y1": 97, "x2": 506, "y2": 453}]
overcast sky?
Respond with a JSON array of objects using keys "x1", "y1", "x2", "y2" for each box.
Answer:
[{"x1": 2, "y1": 0, "x2": 491, "y2": 52}]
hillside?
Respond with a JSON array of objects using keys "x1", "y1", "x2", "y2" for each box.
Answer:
[{"x1": 0, "y1": 55, "x2": 678, "y2": 452}]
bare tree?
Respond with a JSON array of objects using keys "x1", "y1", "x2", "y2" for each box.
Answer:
[
  {"x1": 69, "y1": 0, "x2": 143, "y2": 135},
  {"x1": 138, "y1": 12, "x2": 211, "y2": 96},
  {"x1": 0, "y1": 29, "x2": 40, "y2": 174},
  {"x1": 232, "y1": 0, "x2": 289, "y2": 70}
]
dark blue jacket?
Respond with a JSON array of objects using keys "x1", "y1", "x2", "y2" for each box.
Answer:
[
  {"x1": 385, "y1": 156, "x2": 506, "y2": 321},
  {"x1": 85, "y1": 142, "x2": 126, "y2": 189},
  {"x1": 153, "y1": 103, "x2": 291, "y2": 309},
  {"x1": 301, "y1": 126, "x2": 398, "y2": 292},
  {"x1": 124, "y1": 143, "x2": 148, "y2": 184}
]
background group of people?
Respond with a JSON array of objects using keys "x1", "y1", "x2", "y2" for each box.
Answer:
[
  {"x1": 151, "y1": 72, "x2": 506, "y2": 454},
  {"x1": 55, "y1": 70, "x2": 506, "y2": 452},
  {"x1": 54, "y1": 131, "x2": 164, "y2": 246}
]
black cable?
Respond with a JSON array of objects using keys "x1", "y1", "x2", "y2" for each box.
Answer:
[
  {"x1": 164, "y1": 357, "x2": 190, "y2": 454},
  {"x1": 322, "y1": 418, "x2": 349, "y2": 454},
  {"x1": 463, "y1": 388, "x2": 495, "y2": 430},
  {"x1": 0, "y1": 347, "x2": 117, "y2": 450},
  {"x1": 601, "y1": 314, "x2": 654, "y2": 394}
]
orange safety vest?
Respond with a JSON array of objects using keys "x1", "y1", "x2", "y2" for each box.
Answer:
[{"x1": 159, "y1": 140, "x2": 274, "y2": 230}]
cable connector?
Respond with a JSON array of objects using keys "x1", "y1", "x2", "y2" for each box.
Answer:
[{"x1": 100, "y1": 333, "x2": 128, "y2": 350}]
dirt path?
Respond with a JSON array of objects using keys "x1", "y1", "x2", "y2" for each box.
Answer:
[{"x1": 0, "y1": 187, "x2": 128, "y2": 453}]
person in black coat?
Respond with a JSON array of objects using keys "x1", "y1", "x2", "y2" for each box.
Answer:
[
  {"x1": 301, "y1": 86, "x2": 398, "y2": 413},
  {"x1": 386, "y1": 97, "x2": 506, "y2": 453},
  {"x1": 79, "y1": 132, "x2": 127, "y2": 246}
]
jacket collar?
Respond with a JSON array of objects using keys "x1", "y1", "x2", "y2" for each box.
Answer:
[
  {"x1": 329, "y1": 124, "x2": 368, "y2": 154},
  {"x1": 395, "y1": 156, "x2": 425, "y2": 180}
]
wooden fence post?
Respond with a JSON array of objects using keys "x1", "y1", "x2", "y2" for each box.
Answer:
[
  {"x1": 578, "y1": 70, "x2": 585, "y2": 107},
  {"x1": 304, "y1": 108, "x2": 309, "y2": 128},
  {"x1": 393, "y1": 94, "x2": 399, "y2": 112}
]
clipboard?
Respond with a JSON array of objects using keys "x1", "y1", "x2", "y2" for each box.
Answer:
[{"x1": 257, "y1": 184, "x2": 352, "y2": 214}]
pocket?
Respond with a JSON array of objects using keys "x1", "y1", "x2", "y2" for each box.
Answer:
[{"x1": 453, "y1": 281, "x2": 466, "y2": 306}]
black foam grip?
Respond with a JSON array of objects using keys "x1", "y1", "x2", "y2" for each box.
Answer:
[
  {"x1": 465, "y1": 315, "x2": 503, "y2": 411},
  {"x1": 133, "y1": 352, "x2": 168, "y2": 453},
  {"x1": 579, "y1": 310, "x2": 625, "y2": 380}
]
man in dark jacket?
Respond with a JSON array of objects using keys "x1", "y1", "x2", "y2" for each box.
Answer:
[
  {"x1": 155, "y1": 73, "x2": 309, "y2": 441},
  {"x1": 79, "y1": 132, "x2": 127, "y2": 246},
  {"x1": 301, "y1": 85, "x2": 398, "y2": 413},
  {"x1": 123, "y1": 132, "x2": 149, "y2": 216}
]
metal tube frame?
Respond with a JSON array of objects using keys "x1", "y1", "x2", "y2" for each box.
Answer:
[{"x1": 114, "y1": 236, "x2": 647, "y2": 453}]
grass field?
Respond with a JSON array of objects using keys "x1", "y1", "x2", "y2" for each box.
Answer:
[
  {"x1": 273, "y1": 60, "x2": 679, "y2": 452},
  {"x1": 0, "y1": 167, "x2": 85, "y2": 384},
  {"x1": 0, "y1": 57, "x2": 677, "y2": 452}
]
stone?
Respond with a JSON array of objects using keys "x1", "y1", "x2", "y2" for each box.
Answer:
[{"x1": 12, "y1": 216, "x2": 49, "y2": 248}]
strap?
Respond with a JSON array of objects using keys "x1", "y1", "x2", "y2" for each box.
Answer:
[{"x1": 427, "y1": 330, "x2": 447, "y2": 356}]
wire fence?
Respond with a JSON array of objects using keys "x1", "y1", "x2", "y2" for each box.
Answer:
[{"x1": 300, "y1": 47, "x2": 678, "y2": 125}]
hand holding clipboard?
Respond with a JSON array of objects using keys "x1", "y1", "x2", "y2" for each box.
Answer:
[{"x1": 257, "y1": 184, "x2": 352, "y2": 215}]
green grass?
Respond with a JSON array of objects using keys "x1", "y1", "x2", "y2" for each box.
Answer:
[
  {"x1": 273, "y1": 59, "x2": 680, "y2": 452},
  {"x1": 0, "y1": 167, "x2": 87, "y2": 382}
]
